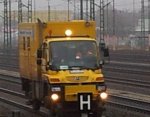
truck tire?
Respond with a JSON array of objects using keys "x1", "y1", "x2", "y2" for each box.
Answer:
[{"x1": 32, "y1": 99, "x2": 41, "y2": 110}]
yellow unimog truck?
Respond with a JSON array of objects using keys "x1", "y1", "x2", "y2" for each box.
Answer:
[{"x1": 18, "y1": 20, "x2": 109, "y2": 117}]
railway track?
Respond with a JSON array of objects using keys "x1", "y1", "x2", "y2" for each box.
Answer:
[
  {"x1": 103, "y1": 65, "x2": 150, "y2": 76},
  {"x1": 0, "y1": 69, "x2": 149, "y2": 96},
  {"x1": 109, "y1": 50, "x2": 150, "y2": 63},
  {"x1": 0, "y1": 69, "x2": 149, "y2": 91},
  {"x1": 109, "y1": 57, "x2": 150, "y2": 63},
  {"x1": 105, "y1": 76, "x2": 150, "y2": 88},
  {"x1": 0, "y1": 88, "x2": 49, "y2": 117},
  {"x1": 0, "y1": 64, "x2": 18, "y2": 71},
  {"x1": 0, "y1": 71, "x2": 150, "y2": 116},
  {"x1": 110, "y1": 50, "x2": 150, "y2": 56},
  {"x1": 0, "y1": 49, "x2": 150, "y2": 116},
  {"x1": 1, "y1": 53, "x2": 150, "y2": 95},
  {"x1": 103, "y1": 61, "x2": 150, "y2": 95},
  {"x1": 0, "y1": 69, "x2": 49, "y2": 116},
  {"x1": 0, "y1": 73, "x2": 20, "y2": 84},
  {"x1": 0, "y1": 60, "x2": 150, "y2": 73},
  {"x1": 107, "y1": 94, "x2": 150, "y2": 115},
  {"x1": 0, "y1": 52, "x2": 18, "y2": 71},
  {"x1": 0, "y1": 75, "x2": 150, "y2": 117}
]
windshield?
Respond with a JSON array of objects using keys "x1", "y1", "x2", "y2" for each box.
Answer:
[{"x1": 49, "y1": 40, "x2": 99, "y2": 70}]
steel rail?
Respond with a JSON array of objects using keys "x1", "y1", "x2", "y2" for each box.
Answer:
[
  {"x1": 105, "y1": 76, "x2": 150, "y2": 88},
  {"x1": 0, "y1": 87, "x2": 25, "y2": 98},
  {"x1": 0, "y1": 64, "x2": 19, "y2": 71},
  {"x1": 107, "y1": 100, "x2": 150, "y2": 114},
  {"x1": 0, "y1": 97, "x2": 48, "y2": 117},
  {"x1": 110, "y1": 54, "x2": 150, "y2": 58},
  {"x1": 0, "y1": 87, "x2": 49, "y2": 116},
  {"x1": 103, "y1": 66, "x2": 150, "y2": 75},
  {"x1": 109, "y1": 57, "x2": 150, "y2": 63},
  {"x1": 108, "y1": 61, "x2": 150, "y2": 67},
  {"x1": 0, "y1": 74, "x2": 20, "y2": 84}
]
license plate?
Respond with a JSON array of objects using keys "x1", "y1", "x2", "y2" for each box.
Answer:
[{"x1": 78, "y1": 93, "x2": 92, "y2": 112}]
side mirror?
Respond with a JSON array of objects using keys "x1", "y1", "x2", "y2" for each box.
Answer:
[
  {"x1": 103, "y1": 48, "x2": 109, "y2": 57},
  {"x1": 99, "y1": 43, "x2": 105, "y2": 52},
  {"x1": 48, "y1": 62, "x2": 53, "y2": 69},
  {"x1": 99, "y1": 42, "x2": 109, "y2": 57},
  {"x1": 37, "y1": 49, "x2": 42, "y2": 58},
  {"x1": 99, "y1": 60, "x2": 104, "y2": 68},
  {"x1": 100, "y1": 60, "x2": 104, "y2": 65}
]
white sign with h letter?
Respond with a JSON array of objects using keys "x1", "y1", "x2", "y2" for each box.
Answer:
[{"x1": 79, "y1": 93, "x2": 92, "y2": 111}]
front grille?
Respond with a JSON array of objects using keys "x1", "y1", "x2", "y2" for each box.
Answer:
[{"x1": 66, "y1": 76, "x2": 89, "y2": 82}]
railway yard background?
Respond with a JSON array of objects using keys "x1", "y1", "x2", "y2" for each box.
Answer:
[
  {"x1": 0, "y1": 0, "x2": 150, "y2": 116},
  {"x1": 0, "y1": 48, "x2": 150, "y2": 117}
]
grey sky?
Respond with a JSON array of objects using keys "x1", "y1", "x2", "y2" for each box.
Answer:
[{"x1": 0, "y1": 0, "x2": 147, "y2": 11}]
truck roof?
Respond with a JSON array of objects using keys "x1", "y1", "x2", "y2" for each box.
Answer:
[
  {"x1": 44, "y1": 21, "x2": 96, "y2": 39},
  {"x1": 19, "y1": 20, "x2": 96, "y2": 39}
]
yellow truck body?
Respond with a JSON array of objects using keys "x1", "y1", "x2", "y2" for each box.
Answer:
[{"x1": 18, "y1": 20, "x2": 107, "y2": 117}]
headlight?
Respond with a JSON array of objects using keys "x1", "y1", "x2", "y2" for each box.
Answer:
[
  {"x1": 51, "y1": 93, "x2": 59, "y2": 101},
  {"x1": 100, "y1": 92, "x2": 108, "y2": 100},
  {"x1": 51, "y1": 87, "x2": 61, "y2": 92}
]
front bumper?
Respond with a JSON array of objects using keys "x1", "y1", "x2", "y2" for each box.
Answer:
[{"x1": 45, "y1": 83, "x2": 107, "y2": 112}]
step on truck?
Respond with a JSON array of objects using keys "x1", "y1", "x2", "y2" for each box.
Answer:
[{"x1": 18, "y1": 20, "x2": 109, "y2": 117}]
